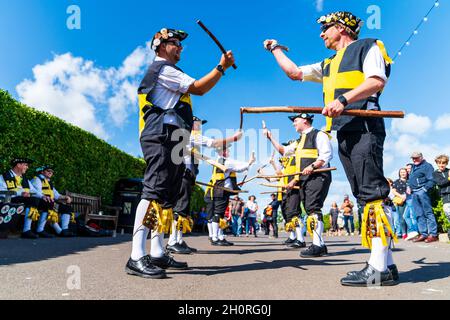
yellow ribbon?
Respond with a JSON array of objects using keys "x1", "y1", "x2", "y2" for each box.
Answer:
[
  {"x1": 219, "y1": 218, "x2": 228, "y2": 230},
  {"x1": 306, "y1": 215, "x2": 319, "y2": 238},
  {"x1": 176, "y1": 216, "x2": 193, "y2": 234},
  {"x1": 285, "y1": 216, "x2": 301, "y2": 232},
  {"x1": 156, "y1": 207, "x2": 174, "y2": 234},
  {"x1": 27, "y1": 207, "x2": 40, "y2": 222},
  {"x1": 70, "y1": 212, "x2": 76, "y2": 224},
  {"x1": 361, "y1": 200, "x2": 397, "y2": 249},
  {"x1": 47, "y1": 210, "x2": 59, "y2": 224}
]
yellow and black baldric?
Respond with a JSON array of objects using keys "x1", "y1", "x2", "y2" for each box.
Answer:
[
  {"x1": 205, "y1": 158, "x2": 237, "y2": 199},
  {"x1": 37, "y1": 175, "x2": 55, "y2": 199},
  {"x1": 2, "y1": 171, "x2": 30, "y2": 193},
  {"x1": 322, "y1": 38, "x2": 392, "y2": 132},
  {"x1": 294, "y1": 130, "x2": 320, "y2": 180},
  {"x1": 138, "y1": 60, "x2": 193, "y2": 137}
]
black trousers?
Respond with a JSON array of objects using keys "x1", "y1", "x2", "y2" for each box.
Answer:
[
  {"x1": 140, "y1": 125, "x2": 187, "y2": 208},
  {"x1": 284, "y1": 188, "x2": 301, "y2": 222},
  {"x1": 265, "y1": 216, "x2": 278, "y2": 237},
  {"x1": 299, "y1": 172, "x2": 332, "y2": 220},
  {"x1": 12, "y1": 196, "x2": 42, "y2": 209},
  {"x1": 173, "y1": 169, "x2": 196, "y2": 217},
  {"x1": 337, "y1": 131, "x2": 390, "y2": 205},
  {"x1": 204, "y1": 195, "x2": 230, "y2": 222}
]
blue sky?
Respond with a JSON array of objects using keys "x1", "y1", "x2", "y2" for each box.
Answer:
[{"x1": 1, "y1": 0, "x2": 449, "y2": 211}]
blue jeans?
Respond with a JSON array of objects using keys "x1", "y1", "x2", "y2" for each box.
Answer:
[
  {"x1": 412, "y1": 190, "x2": 437, "y2": 237},
  {"x1": 231, "y1": 215, "x2": 242, "y2": 236},
  {"x1": 343, "y1": 215, "x2": 354, "y2": 233},
  {"x1": 403, "y1": 199, "x2": 418, "y2": 233},
  {"x1": 394, "y1": 204, "x2": 407, "y2": 236},
  {"x1": 246, "y1": 216, "x2": 257, "y2": 235}
]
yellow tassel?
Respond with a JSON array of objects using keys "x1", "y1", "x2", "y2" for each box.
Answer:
[
  {"x1": 70, "y1": 212, "x2": 76, "y2": 224},
  {"x1": 142, "y1": 201, "x2": 162, "y2": 230},
  {"x1": 27, "y1": 207, "x2": 40, "y2": 222},
  {"x1": 156, "y1": 208, "x2": 174, "y2": 234},
  {"x1": 361, "y1": 200, "x2": 397, "y2": 249},
  {"x1": 306, "y1": 215, "x2": 318, "y2": 238},
  {"x1": 219, "y1": 218, "x2": 228, "y2": 230},
  {"x1": 47, "y1": 210, "x2": 59, "y2": 224},
  {"x1": 176, "y1": 216, "x2": 193, "y2": 234},
  {"x1": 285, "y1": 216, "x2": 301, "y2": 232}
]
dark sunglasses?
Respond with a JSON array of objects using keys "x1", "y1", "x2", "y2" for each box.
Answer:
[
  {"x1": 163, "y1": 39, "x2": 182, "y2": 48},
  {"x1": 320, "y1": 23, "x2": 335, "y2": 33}
]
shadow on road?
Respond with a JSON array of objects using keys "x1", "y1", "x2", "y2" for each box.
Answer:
[
  {"x1": 400, "y1": 258, "x2": 450, "y2": 284},
  {"x1": 0, "y1": 235, "x2": 131, "y2": 266},
  {"x1": 170, "y1": 258, "x2": 363, "y2": 276}
]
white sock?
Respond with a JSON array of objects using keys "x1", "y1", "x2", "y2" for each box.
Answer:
[
  {"x1": 207, "y1": 222, "x2": 213, "y2": 238},
  {"x1": 36, "y1": 212, "x2": 48, "y2": 233},
  {"x1": 23, "y1": 208, "x2": 32, "y2": 232},
  {"x1": 218, "y1": 228, "x2": 225, "y2": 241},
  {"x1": 150, "y1": 231, "x2": 165, "y2": 258},
  {"x1": 212, "y1": 222, "x2": 219, "y2": 241},
  {"x1": 387, "y1": 249, "x2": 395, "y2": 266},
  {"x1": 368, "y1": 237, "x2": 388, "y2": 272},
  {"x1": 52, "y1": 223, "x2": 62, "y2": 234},
  {"x1": 61, "y1": 214, "x2": 71, "y2": 230},
  {"x1": 168, "y1": 220, "x2": 178, "y2": 246},
  {"x1": 130, "y1": 199, "x2": 150, "y2": 261},
  {"x1": 295, "y1": 227, "x2": 305, "y2": 242},
  {"x1": 313, "y1": 221, "x2": 325, "y2": 246},
  {"x1": 289, "y1": 231, "x2": 296, "y2": 240},
  {"x1": 177, "y1": 230, "x2": 183, "y2": 244}
]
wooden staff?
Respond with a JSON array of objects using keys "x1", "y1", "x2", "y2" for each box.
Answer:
[
  {"x1": 191, "y1": 150, "x2": 227, "y2": 172},
  {"x1": 259, "y1": 167, "x2": 337, "y2": 179},
  {"x1": 197, "y1": 20, "x2": 237, "y2": 69},
  {"x1": 196, "y1": 181, "x2": 248, "y2": 194},
  {"x1": 259, "y1": 183, "x2": 301, "y2": 190},
  {"x1": 260, "y1": 191, "x2": 286, "y2": 195},
  {"x1": 240, "y1": 106, "x2": 405, "y2": 129}
]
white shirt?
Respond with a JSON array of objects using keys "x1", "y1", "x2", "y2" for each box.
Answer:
[
  {"x1": 299, "y1": 42, "x2": 387, "y2": 109},
  {"x1": 283, "y1": 127, "x2": 333, "y2": 168},
  {"x1": 184, "y1": 134, "x2": 216, "y2": 170},
  {"x1": 0, "y1": 170, "x2": 40, "y2": 197},
  {"x1": 220, "y1": 157, "x2": 253, "y2": 189},
  {"x1": 246, "y1": 201, "x2": 258, "y2": 218},
  {"x1": 149, "y1": 56, "x2": 196, "y2": 126},
  {"x1": 31, "y1": 175, "x2": 61, "y2": 200}
]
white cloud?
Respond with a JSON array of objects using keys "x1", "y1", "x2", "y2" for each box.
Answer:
[
  {"x1": 435, "y1": 113, "x2": 450, "y2": 131},
  {"x1": 390, "y1": 113, "x2": 432, "y2": 136},
  {"x1": 16, "y1": 42, "x2": 155, "y2": 140},
  {"x1": 315, "y1": 0, "x2": 324, "y2": 12}
]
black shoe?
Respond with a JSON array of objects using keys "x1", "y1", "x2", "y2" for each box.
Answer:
[
  {"x1": 37, "y1": 231, "x2": 55, "y2": 238},
  {"x1": 347, "y1": 263, "x2": 399, "y2": 282},
  {"x1": 166, "y1": 243, "x2": 192, "y2": 255},
  {"x1": 58, "y1": 229, "x2": 75, "y2": 237},
  {"x1": 300, "y1": 244, "x2": 327, "y2": 258},
  {"x1": 341, "y1": 264, "x2": 397, "y2": 287},
  {"x1": 150, "y1": 254, "x2": 189, "y2": 270},
  {"x1": 211, "y1": 240, "x2": 220, "y2": 246},
  {"x1": 284, "y1": 238, "x2": 295, "y2": 245},
  {"x1": 125, "y1": 256, "x2": 166, "y2": 279},
  {"x1": 180, "y1": 240, "x2": 197, "y2": 252},
  {"x1": 287, "y1": 240, "x2": 306, "y2": 248},
  {"x1": 21, "y1": 230, "x2": 38, "y2": 239},
  {"x1": 218, "y1": 239, "x2": 234, "y2": 246}
]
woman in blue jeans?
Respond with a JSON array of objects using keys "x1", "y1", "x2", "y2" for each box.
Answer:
[
  {"x1": 392, "y1": 169, "x2": 409, "y2": 238},
  {"x1": 403, "y1": 164, "x2": 420, "y2": 240},
  {"x1": 245, "y1": 196, "x2": 258, "y2": 237}
]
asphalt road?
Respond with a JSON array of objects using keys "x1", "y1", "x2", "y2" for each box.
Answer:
[{"x1": 1, "y1": 233, "x2": 449, "y2": 300}]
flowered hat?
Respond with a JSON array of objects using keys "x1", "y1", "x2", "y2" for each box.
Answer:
[
  {"x1": 151, "y1": 28, "x2": 188, "y2": 51},
  {"x1": 317, "y1": 11, "x2": 363, "y2": 38}
]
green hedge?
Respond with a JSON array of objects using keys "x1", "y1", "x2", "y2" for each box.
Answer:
[{"x1": 0, "y1": 89, "x2": 146, "y2": 204}]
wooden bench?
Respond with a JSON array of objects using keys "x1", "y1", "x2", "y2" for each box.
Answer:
[{"x1": 65, "y1": 191, "x2": 121, "y2": 231}]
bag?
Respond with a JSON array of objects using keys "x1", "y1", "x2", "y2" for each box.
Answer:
[
  {"x1": 392, "y1": 196, "x2": 405, "y2": 206},
  {"x1": 265, "y1": 206, "x2": 273, "y2": 217}
]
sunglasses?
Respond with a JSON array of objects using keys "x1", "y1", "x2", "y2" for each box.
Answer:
[
  {"x1": 320, "y1": 23, "x2": 335, "y2": 33},
  {"x1": 164, "y1": 39, "x2": 182, "y2": 48}
]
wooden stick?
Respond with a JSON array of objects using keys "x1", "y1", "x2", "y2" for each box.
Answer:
[
  {"x1": 197, "y1": 20, "x2": 237, "y2": 69},
  {"x1": 260, "y1": 167, "x2": 337, "y2": 179},
  {"x1": 191, "y1": 150, "x2": 227, "y2": 171},
  {"x1": 259, "y1": 183, "x2": 300, "y2": 190},
  {"x1": 260, "y1": 191, "x2": 286, "y2": 195},
  {"x1": 196, "y1": 181, "x2": 248, "y2": 194}
]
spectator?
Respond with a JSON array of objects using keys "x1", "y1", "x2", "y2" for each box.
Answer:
[
  {"x1": 408, "y1": 152, "x2": 438, "y2": 243},
  {"x1": 329, "y1": 202, "x2": 340, "y2": 236},
  {"x1": 197, "y1": 207, "x2": 208, "y2": 233},
  {"x1": 229, "y1": 195, "x2": 244, "y2": 236},
  {"x1": 340, "y1": 195, "x2": 355, "y2": 236},
  {"x1": 404, "y1": 163, "x2": 419, "y2": 240},
  {"x1": 267, "y1": 193, "x2": 280, "y2": 238},
  {"x1": 245, "y1": 195, "x2": 258, "y2": 237},
  {"x1": 433, "y1": 154, "x2": 450, "y2": 239},
  {"x1": 392, "y1": 168, "x2": 409, "y2": 239}
]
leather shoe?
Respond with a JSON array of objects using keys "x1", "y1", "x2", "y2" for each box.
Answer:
[
  {"x1": 412, "y1": 235, "x2": 427, "y2": 242},
  {"x1": 347, "y1": 263, "x2": 399, "y2": 281},
  {"x1": 341, "y1": 264, "x2": 397, "y2": 287},
  {"x1": 287, "y1": 240, "x2": 306, "y2": 249},
  {"x1": 166, "y1": 243, "x2": 192, "y2": 255},
  {"x1": 424, "y1": 235, "x2": 439, "y2": 243},
  {"x1": 150, "y1": 254, "x2": 189, "y2": 270},
  {"x1": 300, "y1": 244, "x2": 327, "y2": 258},
  {"x1": 218, "y1": 239, "x2": 234, "y2": 246},
  {"x1": 58, "y1": 229, "x2": 75, "y2": 237},
  {"x1": 125, "y1": 256, "x2": 166, "y2": 279},
  {"x1": 284, "y1": 238, "x2": 295, "y2": 245},
  {"x1": 21, "y1": 230, "x2": 38, "y2": 239},
  {"x1": 180, "y1": 240, "x2": 197, "y2": 252}
]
